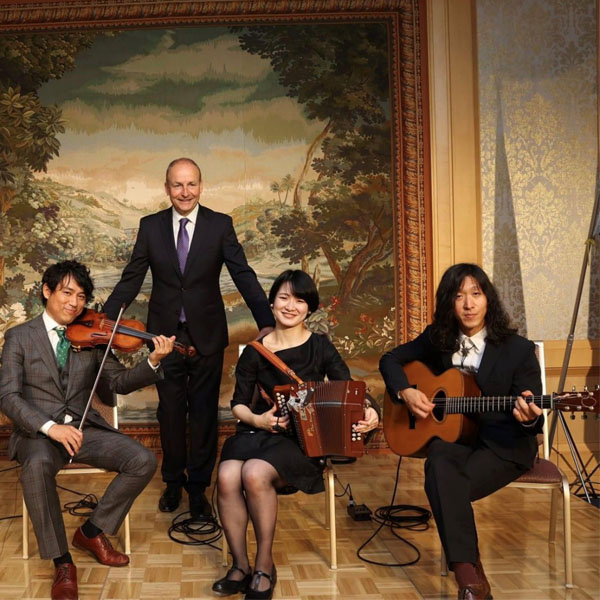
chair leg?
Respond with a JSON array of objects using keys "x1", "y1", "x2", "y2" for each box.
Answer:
[
  {"x1": 222, "y1": 529, "x2": 229, "y2": 566},
  {"x1": 325, "y1": 461, "x2": 337, "y2": 570},
  {"x1": 560, "y1": 475, "x2": 573, "y2": 588},
  {"x1": 123, "y1": 513, "x2": 131, "y2": 555},
  {"x1": 549, "y1": 487, "x2": 558, "y2": 542},
  {"x1": 324, "y1": 471, "x2": 330, "y2": 531},
  {"x1": 22, "y1": 498, "x2": 29, "y2": 559}
]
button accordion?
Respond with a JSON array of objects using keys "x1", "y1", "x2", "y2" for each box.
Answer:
[{"x1": 273, "y1": 380, "x2": 367, "y2": 458}]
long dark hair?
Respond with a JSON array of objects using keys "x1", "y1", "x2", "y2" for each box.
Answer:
[{"x1": 429, "y1": 263, "x2": 516, "y2": 352}]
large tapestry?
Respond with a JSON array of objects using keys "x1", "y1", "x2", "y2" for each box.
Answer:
[{"x1": 0, "y1": 1, "x2": 431, "y2": 439}]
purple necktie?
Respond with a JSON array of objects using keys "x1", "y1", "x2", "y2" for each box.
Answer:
[{"x1": 177, "y1": 217, "x2": 190, "y2": 321}]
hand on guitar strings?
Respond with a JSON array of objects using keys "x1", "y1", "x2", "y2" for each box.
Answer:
[
  {"x1": 258, "y1": 404, "x2": 290, "y2": 433},
  {"x1": 512, "y1": 391, "x2": 542, "y2": 424},
  {"x1": 398, "y1": 387, "x2": 435, "y2": 420}
]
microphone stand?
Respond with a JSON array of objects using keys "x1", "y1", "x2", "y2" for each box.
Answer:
[
  {"x1": 68, "y1": 304, "x2": 125, "y2": 464},
  {"x1": 547, "y1": 186, "x2": 599, "y2": 504}
]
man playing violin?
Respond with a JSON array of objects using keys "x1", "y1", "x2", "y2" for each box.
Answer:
[
  {"x1": 104, "y1": 158, "x2": 274, "y2": 519},
  {"x1": 0, "y1": 260, "x2": 175, "y2": 600},
  {"x1": 379, "y1": 263, "x2": 542, "y2": 600}
]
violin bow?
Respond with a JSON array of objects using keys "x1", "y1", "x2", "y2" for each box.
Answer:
[{"x1": 68, "y1": 304, "x2": 126, "y2": 464}]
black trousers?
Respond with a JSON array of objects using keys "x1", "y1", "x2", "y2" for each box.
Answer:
[
  {"x1": 156, "y1": 326, "x2": 224, "y2": 493},
  {"x1": 424, "y1": 438, "x2": 527, "y2": 566}
]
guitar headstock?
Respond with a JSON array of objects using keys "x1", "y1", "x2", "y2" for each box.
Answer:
[{"x1": 554, "y1": 387, "x2": 599, "y2": 414}]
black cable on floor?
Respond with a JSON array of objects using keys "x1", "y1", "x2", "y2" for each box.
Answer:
[
  {"x1": 167, "y1": 512, "x2": 223, "y2": 549},
  {"x1": 354, "y1": 456, "x2": 432, "y2": 567},
  {"x1": 167, "y1": 484, "x2": 224, "y2": 549},
  {"x1": 0, "y1": 464, "x2": 19, "y2": 474},
  {"x1": 57, "y1": 484, "x2": 99, "y2": 516}
]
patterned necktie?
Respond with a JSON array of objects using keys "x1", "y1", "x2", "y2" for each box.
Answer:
[
  {"x1": 177, "y1": 217, "x2": 190, "y2": 322},
  {"x1": 54, "y1": 326, "x2": 70, "y2": 369}
]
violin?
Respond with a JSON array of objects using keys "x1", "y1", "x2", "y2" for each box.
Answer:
[{"x1": 66, "y1": 308, "x2": 197, "y2": 357}]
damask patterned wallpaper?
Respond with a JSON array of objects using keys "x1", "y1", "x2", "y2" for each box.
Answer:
[{"x1": 477, "y1": 0, "x2": 598, "y2": 340}]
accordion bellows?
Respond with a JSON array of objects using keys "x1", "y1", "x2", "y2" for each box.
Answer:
[{"x1": 273, "y1": 380, "x2": 367, "y2": 458}]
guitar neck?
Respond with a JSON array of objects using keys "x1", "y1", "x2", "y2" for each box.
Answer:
[{"x1": 440, "y1": 395, "x2": 553, "y2": 413}]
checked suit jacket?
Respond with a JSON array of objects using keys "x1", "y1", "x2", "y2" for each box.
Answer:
[
  {"x1": 103, "y1": 205, "x2": 274, "y2": 353},
  {"x1": 0, "y1": 314, "x2": 163, "y2": 460}
]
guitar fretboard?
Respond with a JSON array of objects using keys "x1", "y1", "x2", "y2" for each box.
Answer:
[{"x1": 437, "y1": 395, "x2": 553, "y2": 413}]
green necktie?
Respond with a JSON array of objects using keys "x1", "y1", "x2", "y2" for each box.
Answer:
[{"x1": 54, "y1": 326, "x2": 70, "y2": 369}]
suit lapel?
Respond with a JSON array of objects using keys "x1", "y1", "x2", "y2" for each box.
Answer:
[
  {"x1": 159, "y1": 208, "x2": 183, "y2": 278},
  {"x1": 475, "y1": 342, "x2": 501, "y2": 389},
  {"x1": 441, "y1": 352, "x2": 453, "y2": 371},
  {"x1": 182, "y1": 205, "x2": 210, "y2": 277},
  {"x1": 30, "y1": 316, "x2": 62, "y2": 393},
  {"x1": 64, "y1": 348, "x2": 81, "y2": 400}
]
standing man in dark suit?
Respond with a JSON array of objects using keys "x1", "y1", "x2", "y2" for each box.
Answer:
[
  {"x1": 380, "y1": 263, "x2": 542, "y2": 600},
  {"x1": 104, "y1": 157, "x2": 275, "y2": 518},
  {"x1": 0, "y1": 260, "x2": 174, "y2": 600}
]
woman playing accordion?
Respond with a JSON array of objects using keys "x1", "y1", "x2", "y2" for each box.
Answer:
[{"x1": 213, "y1": 270, "x2": 379, "y2": 599}]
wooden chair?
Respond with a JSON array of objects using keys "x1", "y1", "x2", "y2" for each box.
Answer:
[
  {"x1": 440, "y1": 341, "x2": 573, "y2": 588},
  {"x1": 22, "y1": 395, "x2": 131, "y2": 559}
]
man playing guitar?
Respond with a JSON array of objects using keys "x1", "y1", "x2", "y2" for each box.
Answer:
[{"x1": 380, "y1": 263, "x2": 542, "y2": 600}]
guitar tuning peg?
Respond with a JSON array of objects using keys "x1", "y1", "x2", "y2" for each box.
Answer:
[
  {"x1": 595, "y1": 384, "x2": 599, "y2": 391},
  {"x1": 571, "y1": 385, "x2": 577, "y2": 392},
  {"x1": 570, "y1": 413, "x2": 576, "y2": 420},
  {"x1": 582, "y1": 413, "x2": 588, "y2": 420},
  {"x1": 583, "y1": 385, "x2": 589, "y2": 393}
]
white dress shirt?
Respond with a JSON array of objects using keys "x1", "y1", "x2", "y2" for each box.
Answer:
[
  {"x1": 172, "y1": 204, "x2": 198, "y2": 247},
  {"x1": 451, "y1": 327, "x2": 487, "y2": 374}
]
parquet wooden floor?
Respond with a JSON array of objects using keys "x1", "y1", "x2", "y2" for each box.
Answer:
[{"x1": 0, "y1": 454, "x2": 598, "y2": 599}]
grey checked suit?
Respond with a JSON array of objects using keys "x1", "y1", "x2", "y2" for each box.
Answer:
[{"x1": 0, "y1": 314, "x2": 162, "y2": 559}]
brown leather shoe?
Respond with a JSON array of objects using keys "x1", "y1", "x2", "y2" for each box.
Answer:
[
  {"x1": 457, "y1": 583, "x2": 493, "y2": 600},
  {"x1": 72, "y1": 526, "x2": 129, "y2": 566},
  {"x1": 51, "y1": 563, "x2": 78, "y2": 600},
  {"x1": 453, "y1": 561, "x2": 493, "y2": 600}
]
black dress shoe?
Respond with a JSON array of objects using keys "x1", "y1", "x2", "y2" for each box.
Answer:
[
  {"x1": 158, "y1": 485, "x2": 182, "y2": 512},
  {"x1": 189, "y1": 491, "x2": 212, "y2": 519},
  {"x1": 245, "y1": 566, "x2": 277, "y2": 599},
  {"x1": 212, "y1": 565, "x2": 251, "y2": 595}
]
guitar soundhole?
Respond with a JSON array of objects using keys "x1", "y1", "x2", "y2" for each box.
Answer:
[{"x1": 432, "y1": 391, "x2": 446, "y2": 421}]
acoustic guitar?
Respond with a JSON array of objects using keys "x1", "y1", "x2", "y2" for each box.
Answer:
[{"x1": 383, "y1": 360, "x2": 599, "y2": 458}]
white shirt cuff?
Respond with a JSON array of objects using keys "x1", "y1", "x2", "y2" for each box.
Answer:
[
  {"x1": 147, "y1": 358, "x2": 160, "y2": 372},
  {"x1": 40, "y1": 420, "x2": 57, "y2": 436}
]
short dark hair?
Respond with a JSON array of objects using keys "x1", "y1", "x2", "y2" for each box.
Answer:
[
  {"x1": 429, "y1": 263, "x2": 516, "y2": 352},
  {"x1": 268, "y1": 270, "x2": 319, "y2": 314},
  {"x1": 165, "y1": 157, "x2": 202, "y2": 183},
  {"x1": 40, "y1": 260, "x2": 94, "y2": 306}
]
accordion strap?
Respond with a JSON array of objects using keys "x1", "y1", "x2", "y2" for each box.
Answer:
[{"x1": 248, "y1": 340, "x2": 304, "y2": 385}]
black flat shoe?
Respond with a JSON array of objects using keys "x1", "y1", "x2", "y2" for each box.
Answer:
[
  {"x1": 212, "y1": 565, "x2": 251, "y2": 596},
  {"x1": 244, "y1": 566, "x2": 277, "y2": 599}
]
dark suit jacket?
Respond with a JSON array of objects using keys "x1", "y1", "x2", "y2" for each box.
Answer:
[
  {"x1": 103, "y1": 206, "x2": 274, "y2": 355},
  {"x1": 0, "y1": 314, "x2": 163, "y2": 460},
  {"x1": 379, "y1": 325, "x2": 543, "y2": 468}
]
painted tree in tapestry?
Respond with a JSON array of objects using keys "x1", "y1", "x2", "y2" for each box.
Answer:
[
  {"x1": 0, "y1": 24, "x2": 395, "y2": 420},
  {"x1": 231, "y1": 24, "x2": 395, "y2": 357},
  {"x1": 0, "y1": 34, "x2": 97, "y2": 300}
]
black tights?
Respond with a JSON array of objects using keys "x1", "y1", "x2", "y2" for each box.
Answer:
[{"x1": 217, "y1": 459, "x2": 284, "y2": 592}]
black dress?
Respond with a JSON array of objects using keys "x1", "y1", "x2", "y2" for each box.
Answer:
[{"x1": 219, "y1": 333, "x2": 350, "y2": 494}]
